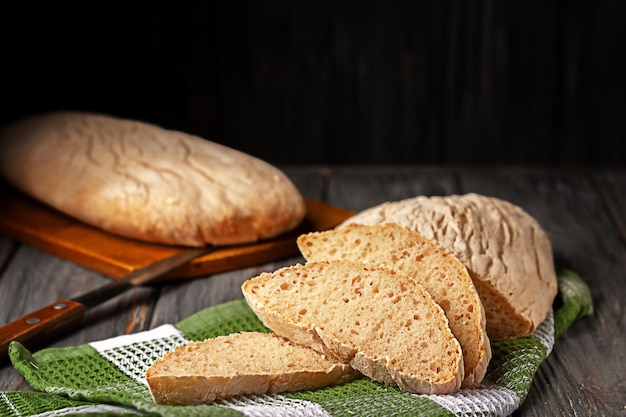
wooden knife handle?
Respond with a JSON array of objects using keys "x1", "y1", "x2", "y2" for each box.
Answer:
[{"x1": 0, "y1": 300, "x2": 86, "y2": 359}]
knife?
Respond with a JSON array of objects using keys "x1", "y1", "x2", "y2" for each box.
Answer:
[{"x1": 0, "y1": 246, "x2": 210, "y2": 360}]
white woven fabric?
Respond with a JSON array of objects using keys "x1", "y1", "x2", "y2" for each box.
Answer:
[
  {"x1": 90, "y1": 325, "x2": 190, "y2": 384},
  {"x1": 90, "y1": 325, "x2": 187, "y2": 351},
  {"x1": 424, "y1": 385, "x2": 519, "y2": 416},
  {"x1": 30, "y1": 404, "x2": 142, "y2": 417},
  {"x1": 222, "y1": 395, "x2": 332, "y2": 417}
]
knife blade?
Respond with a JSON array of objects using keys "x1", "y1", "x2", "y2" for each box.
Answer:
[{"x1": 0, "y1": 246, "x2": 210, "y2": 359}]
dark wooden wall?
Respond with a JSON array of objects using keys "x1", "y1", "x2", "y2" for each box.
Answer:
[{"x1": 2, "y1": 1, "x2": 624, "y2": 166}]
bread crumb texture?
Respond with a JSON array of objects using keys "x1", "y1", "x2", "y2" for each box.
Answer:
[
  {"x1": 146, "y1": 332, "x2": 361, "y2": 405},
  {"x1": 297, "y1": 223, "x2": 491, "y2": 388},
  {"x1": 242, "y1": 260, "x2": 464, "y2": 394}
]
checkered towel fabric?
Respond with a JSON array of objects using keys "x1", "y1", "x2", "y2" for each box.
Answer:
[{"x1": 1, "y1": 269, "x2": 592, "y2": 417}]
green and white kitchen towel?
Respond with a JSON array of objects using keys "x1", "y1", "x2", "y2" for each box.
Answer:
[{"x1": 1, "y1": 268, "x2": 593, "y2": 417}]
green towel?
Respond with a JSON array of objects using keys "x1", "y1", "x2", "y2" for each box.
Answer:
[{"x1": 1, "y1": 269, "x2": 593, "y2": 417}]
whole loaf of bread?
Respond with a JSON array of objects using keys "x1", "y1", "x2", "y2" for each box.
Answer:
[
  {"x1": 342, "y1": 193, "x2": 558, "y2": 339},
  {"x1": 0, "y1": 112, "x2": 306, "y2": 246}
]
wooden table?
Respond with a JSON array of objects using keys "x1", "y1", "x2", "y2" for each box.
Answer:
[{"x1": 1, "y1": 166, "x2": 624, "y2": 416}]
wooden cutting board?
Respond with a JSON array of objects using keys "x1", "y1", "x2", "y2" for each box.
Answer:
[{"x1": 0, "y1": 183, "x2": 355, "y2": 281}]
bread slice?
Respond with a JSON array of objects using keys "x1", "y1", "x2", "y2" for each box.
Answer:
[
  {"x1": 341, "y1": 193, "x2": 558, "y2": 339},
  {"x1": 0, "y1": 112, "x2": 305, "y2": 246},
  {"x1": 241, "y1": 260, "x2": 464, "y2": 394},
  {"x1": 297, "y1": 223, "x2": 490, "y2": 388},
  {"x1": 145, "y1": 332, "x2": 361, "y2": 405}
]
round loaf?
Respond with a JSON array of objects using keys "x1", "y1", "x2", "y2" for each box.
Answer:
[
  {"x1": 0, "y1": 112, "x2": 306, "y2": 246},
  {"x1": 341, "y1": 193, "x2": 558, "y2": 339}
]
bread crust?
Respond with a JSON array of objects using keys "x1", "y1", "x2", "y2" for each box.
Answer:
[
  {"x1": 341, "y1": 193, "x2": 558, "y2": 339},
  {"x1": 0, "y1": 112, "x2": 305, "y2": 246}
]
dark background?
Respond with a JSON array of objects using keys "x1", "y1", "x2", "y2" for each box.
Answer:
[{"x1": 1, "y1": 1, "x2": 624, "y2": 166}]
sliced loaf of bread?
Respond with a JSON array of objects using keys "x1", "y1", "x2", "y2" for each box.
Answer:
[
  {"x1": 241, "y1": 260, "x2": 464, "y2": 394},
  {"x1": 341, "y1": 193, "x2": 558, "y2": 339},
  {"x1": 145, "y1": 332, "x2": 361, "y2": 405},
  {"x1": 297, "y1": 223, "x2": 490, "y2": 388}
]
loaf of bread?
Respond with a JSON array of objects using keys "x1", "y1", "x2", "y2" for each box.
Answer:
[
  {"x1": 297, "y1": 223, "x2": 490, "y2": 388},
  {"x1": 341, "y1": 193, "x2": 558, "y2": 339},
  {"x1": 242, "y1": 260, "x2": 464, "y2": 394},
  {"x1": 0, "y1": 112, "x2": 306, "y2": 246},
  {"x1": 145, "y1": 332, "x2": 361, "y2": 405}
]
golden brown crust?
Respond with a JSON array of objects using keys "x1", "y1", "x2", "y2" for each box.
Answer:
[
  {"x1": 0, "y1": 112, "x2": 306, "y2": 246},
  {"x1": 341, "y1": 193, "x2": 558, "y2": 339}
]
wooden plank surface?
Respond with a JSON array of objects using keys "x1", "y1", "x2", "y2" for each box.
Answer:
[{"x1": 0, "y1": 166, "x2": 624, "y2": 416}]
